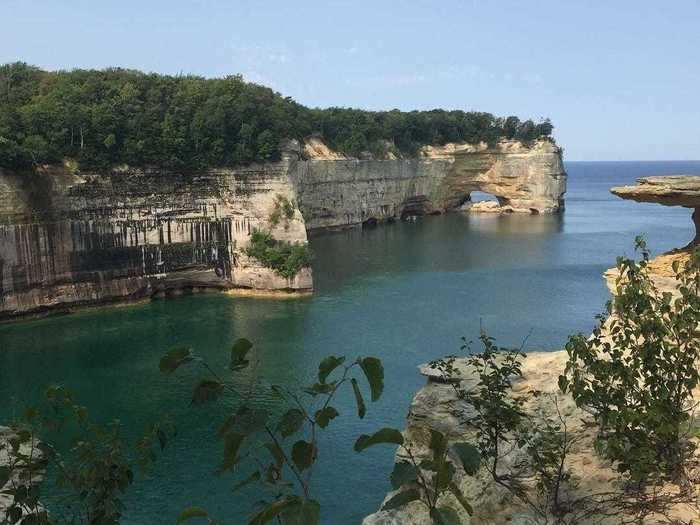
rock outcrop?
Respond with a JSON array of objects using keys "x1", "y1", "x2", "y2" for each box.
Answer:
[
  {"x1": 292, "y1": 139, "x2": 566, "y2": 231},
  {"x1": 611, "y1": 175, "x2": 700, "y2": 247},
  {"x1": 0, "y1": 426, "x2": 45, "y2": 522},
  {"x1": 0, "y1": 161, "x2": 311, "y2": 319},
  {"x1": 606, "y1": 175, "x2": 700, "y2": 293},
  {"x1": 365, "y1": 346, "x2": 700, "y2": 525},
  {"x1": 0, "y1": 139, "x2": 565, "y2": 319}
]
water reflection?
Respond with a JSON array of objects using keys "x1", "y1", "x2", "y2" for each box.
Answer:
[
  {"x1": 310, "y1": 212, "x2": 564, "y2": 293},
  {"x1": 465, "y1": 212, "x2": 563, "y2": 236},
  {"x1": 1, "y1": 162, "x2": 699, "y2": 525}
]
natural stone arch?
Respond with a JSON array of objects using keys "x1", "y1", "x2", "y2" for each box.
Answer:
[{"x1": 430, "y1": 141, "x2": 567, "y2": 215}]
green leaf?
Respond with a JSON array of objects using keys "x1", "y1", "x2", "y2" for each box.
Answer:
[
  {"x1": 264, "y1": 442, "x2": 285, "y2": 468},
  {"x1": 449, "y1": 482, "x2": 473, "y2": 515},
  {"x1": 159, "y1": 347, "x2": 193, "y2": 374},
  {"x1": 303, "y1": 382, "x2": 334, "y2": 396},
  {"x1": 233, "y1": 471, "x2": 261, "y2": 492},
  {"x1": 429, "y1": 429, "x2": 448, "y2": 460},
  {"x1": 430, "y1": 506, "x2": 461, "y2": 525},
  {"x1": 318, "y1": 356, "x2": 345, "y2": 384},
  {"x1": 192, "y1": 380, "x2": 225, "y2": 405},
  {"x1": 354, "y1": 427, "x2": 404, "y2": 452},
  {"x1": 351, "y1": 378, "x2": 366, "y2": 418},
  {"x1": 0, "y1": 466, "x2": 10, "y2": 487},
  {"x1": 557, "y1": 374, "x2": 568, "y2": 394},
  {"x1": 452, "y1": 442, "x2": 481, "y2": 475},
  {"x1": 291, "y1": 440, "x2": 316, "y2": 471},
  {"x1": 230, "y1": 338, "x2": 253, "y2": 370},
  {"x1": 390, "y1": 461, "x2": 418, "y2": 489},
  {"x1": 434, "y1": 459, "x2": 456, "y2": 490},
  {"x1": 276, "y1": 408, "x2": 305, "y2": 438},
  {"x1": 219, "y1": 432, "x2": 245, "y2": 472},
  {"x1": 381, "y1": 488, "x2": 421, "y2": 511},
  {"x1": 157, "y1": 428, "x2": 168, "y2": 451},
  {"x1": 359, "y1": 357, "x2": 384, "y2": 401},
  {"x1": 314, "y1": 406, "x2": 339, "y2": 428},
  {"x1": 249, "y1": 497, "x2": 301, "y2": 525},
  {"x1": 236, "y1": 407, "x2": 270, "y2": 435},
  {"x1": 279, "y1": 498, "x2": 321, "y2": 525},
  {"x1": 176, "y1": 506, "x2": 208, "y2": 523}
]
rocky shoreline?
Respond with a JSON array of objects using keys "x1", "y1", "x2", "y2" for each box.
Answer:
[
  {"x1": 365, "y1": 177, "x2": 700, "y2": 524},
  {"x1": 0, "y1": 426, "x2": 45, "y2": 522},
  {"x1": 0, "y1": 139, "x2": 565, "y2": 321}
]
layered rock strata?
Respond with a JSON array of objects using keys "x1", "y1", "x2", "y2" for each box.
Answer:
[
  {"x1": 0, "y1": 162, "x2": 311, "y2": 319},
  {"x1": 607, "y1": 175, "x2": 700, "y2": 293},
  {"x1": 0, "y1": 139, "x2": 565, "y2": 319},
  {"x1": 611, "y1": 175, "x2": 700, "y2": 247},
  {"x1": 364, "y1": 348, "x2": 700, "y2": 525},
  {"x1": 293, "y1": 139, "x2": 566, "y2": 232}
]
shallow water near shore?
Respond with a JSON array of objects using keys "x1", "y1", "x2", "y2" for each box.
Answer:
[{"x1": 1, "y1": 161, "x2": 698, "y2": 524}]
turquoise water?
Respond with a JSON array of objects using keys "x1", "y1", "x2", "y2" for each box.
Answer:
[{"x1": 1, "y1": 161, "x2": 699, "y2": 524}]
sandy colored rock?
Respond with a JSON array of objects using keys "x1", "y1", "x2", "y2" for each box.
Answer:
[
  {"x1": 0, "y1": 138, "x2": 565, "y2": 319},
  {"x1": 292, "y1": 139, "x2": 566, "y2": 232},
  {"x1": 611, "y1": 175, "x2": 700, "y2": 246},
  {"x1": 365, "y1": 346, "x2": 700, "y2": 525},
  {"x1": 0, "y1": 426, "x2": 45, "y2": 522},
  {"x1": 303, "y1": 137, "x2": 348, "y2": 160},
  {"x1": 610, "y1": 176, "x2": 700, "y2": 208},
  {"x1": 0, "y1": 162, "x2": 312, "y2": 319},
  {"x1": 605, "y1": 248, "x2": 693, "y2": 296}
]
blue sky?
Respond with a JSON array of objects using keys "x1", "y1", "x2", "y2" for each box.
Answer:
[{"x1": 2, "y1": 0, "x2": 699, "y2": 160}]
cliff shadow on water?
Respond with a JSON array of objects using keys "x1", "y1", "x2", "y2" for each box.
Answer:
[
  {"x1": 310, "y1": 212, "x2": 564, "y2": 295},
  {"x1": 0, "y1": 139, "x2": 566, "y2": 320}
]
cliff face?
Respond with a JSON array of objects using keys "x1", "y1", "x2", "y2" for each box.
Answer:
[
  {"x1": 291, "y1": 139, "x2": 566, "y2": 231},
  {"x1": 0, "y1": 139, "x2": 565, "y2": 319},
  {"x1": 0, "y1": 163, "x2": 311, "y2": 319}
]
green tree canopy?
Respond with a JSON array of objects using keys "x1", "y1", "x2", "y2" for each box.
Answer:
[{"x1": 0, "y1": 63, "x2": 555, "y2": 171}]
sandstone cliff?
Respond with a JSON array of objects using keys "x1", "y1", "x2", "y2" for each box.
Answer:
[
  {"x1": 0, "y1": 162, "x2": 311, "y2": 319},
  {"x1": 293, "y1": 139, "x2": 566, "y2": 231},
  {"x1": 0, "y1": 139, "x2": 565, "y2": 319}
]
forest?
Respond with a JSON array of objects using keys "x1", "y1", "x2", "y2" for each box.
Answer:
[{"x1": 0, "y1": 62, "x2": 554, "y2": 171}]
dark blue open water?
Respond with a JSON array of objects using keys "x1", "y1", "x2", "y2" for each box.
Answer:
[{"x1": 1, "y1": 161, "x2": 699, "y2": 523}]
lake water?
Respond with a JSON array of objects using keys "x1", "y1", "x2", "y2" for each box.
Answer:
[{"x1": 1, "y1": 161, "x2": 699, "y2": 524}]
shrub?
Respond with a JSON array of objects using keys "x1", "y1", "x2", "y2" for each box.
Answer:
[
  {"x1": 1, "y1": 386, "x2": 172, "y2": 525},
  {"x1": 160, "y1": 340, "x2": 385, "y2": 525},
  {"x1": 560, "y1": 239, "x2": 700, "y2": 483},
  {"x1": 268, "y1": 195, "x2": 296, "y2": 229},
  {"x1": 244, "y1": 230, "x2": 311, "y2": 279}
]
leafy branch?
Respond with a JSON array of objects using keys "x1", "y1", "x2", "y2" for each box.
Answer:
[{"x1": 161, "y1": 338, "x2": 384, "y2": 525}]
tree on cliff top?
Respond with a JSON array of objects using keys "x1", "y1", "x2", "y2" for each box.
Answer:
[{"x1": 0, "y1": 62, "x2": 555, "y2": 171}]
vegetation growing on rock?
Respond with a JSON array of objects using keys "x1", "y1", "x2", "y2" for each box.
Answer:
[
  {"x1": 4, "y1": 245, "x2": 700, "y2": 524},
  {"x1": 268, "y1": 195, "x2": 296, "y2": 229},
  {"x1": 561, "y1": 239, "x2": 700, "y2": 483},
  {"x1": 0, "y1": 62, "x2": 554, "y2": 171},
  {"x1": 244, "y1": 230, "x2": 311, "y2": 279}
]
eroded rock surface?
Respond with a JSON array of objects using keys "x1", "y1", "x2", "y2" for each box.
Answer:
[
  {"x1": 0, "y1": 138, "x2": 565, "y2": 319},
  {"x1": 292, "y1": 140, "x2": 566, "y2": 231},
  {"x1": 0, "y1": 426, "x2": 45, "y2": 522},
  {"x1": 611, "y1": 175, "x2": 700, "y2": 246},
  {"x1": 0, "y1": 161, "x2": 311, "y2": 319},
  {"x1": 365, "y1": 346, "x2": 700, "y2": 525}
]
